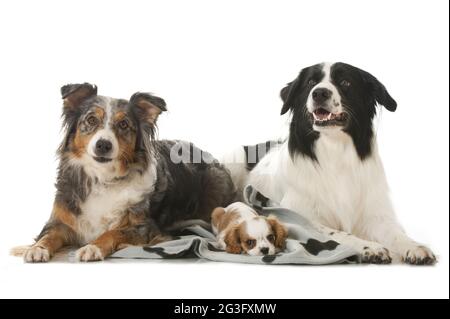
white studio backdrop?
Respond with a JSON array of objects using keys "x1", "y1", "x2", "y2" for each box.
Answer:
[{"x1": 0, "y1": 0, "x2": 448, "y2": 299}]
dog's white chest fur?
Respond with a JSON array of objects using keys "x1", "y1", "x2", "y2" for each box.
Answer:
[
  {"x1": 78, "y1": 166, "x2": 156, "y2": 244},
  {"x1": 250, "y1": 132, "x2": 386, "y2": 233}
]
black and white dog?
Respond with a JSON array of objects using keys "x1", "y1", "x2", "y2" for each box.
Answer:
[{"x1": 225, "y1": 62, "x2": 436, "y2": 264}]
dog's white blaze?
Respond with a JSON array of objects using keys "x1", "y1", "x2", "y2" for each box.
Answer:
[
  {"x1": 86, "y1": 97, "x2": 120, "y2": 160},
  {"x1": 322, "y1": 62, "x2": 332, "y2": 82},
  {"x1": 246, "y1": 218, "x2": 270, "y2": 237},
  {"x1": 77, "y1": 161, "x2": 157, "y2": 244},
  {"x1": 104, "y1": 96, "x2": 113, "y2": 122},
  {"x1": 307, "y1": 62, "x2": 343, "y2": 117}
]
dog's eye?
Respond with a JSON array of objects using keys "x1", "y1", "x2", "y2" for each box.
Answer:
[
  {"x1": 308, "y1": 79, "x2": 317, "y2": 86},
  {"x1": 118, "y1": 120, "x2": 129, "y2": 130},
  {"x1": 340, "y1": 80, "x2": 351, "y2": 87},
  {"x1": 86, "y1": 116, "x2": 99, "y2": 126},
  {"x1": 246, "y1": 239, "x2": 256, "y2": 248},
  {"x1": 267, "y1": 234, "x2": 275, "y2": 242}
]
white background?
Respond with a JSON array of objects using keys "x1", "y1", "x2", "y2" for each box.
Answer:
[{"x1": 0, "y1": 0, "x2": 448, "y2": 299}]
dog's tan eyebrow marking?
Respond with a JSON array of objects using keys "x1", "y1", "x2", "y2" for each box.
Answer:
[
  {"x1": 113, "y1": 111, "x2": 127, "y2": 122},
  {"x1": 93, "y1": 106, "x2": 105, "y2": 119}
]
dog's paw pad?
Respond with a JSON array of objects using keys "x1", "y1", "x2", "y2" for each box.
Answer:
[
  {"x1": 75, "y1": 244, "x2": 104, "y2": 262},
  {"x1": 361, "y1": 245, "x2": 392, "y2": 264},
  {"x1": 24, "y1": 246, "x2": 50, "y2": 263},
  {"x1": 403, "y1": 246, "x2": 436, "y2": 265}
]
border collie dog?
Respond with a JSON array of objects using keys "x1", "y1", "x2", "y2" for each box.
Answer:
[
  {"x1": 226, "y1": 62, "x2": 436, "y2": 264},
  {"x1": 20, "y1": 83, "x2": 236, "y2": 262}
]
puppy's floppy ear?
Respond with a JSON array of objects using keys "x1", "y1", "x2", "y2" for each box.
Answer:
[
  {"x1": 61, "y1": 83, "x2": 97, "y2": 109},
  {"x1": 130, "y1": 92, "x2": 167, "y2": 125},
  {"x1": 267, "y1": 215, "x2": 288, "y2": 250},
  {"x1": 359, "y1": 70, "x2": 397, "y2": 112},
  {"x1": 224, "y1": 225, "x2": 242, "y2": 254},
  {"x1": 211, "y1": 207, "x2": 226, "y2": 230},
  {"x1": 280, "y1": 76, "x2": 301, "y2": 115}
]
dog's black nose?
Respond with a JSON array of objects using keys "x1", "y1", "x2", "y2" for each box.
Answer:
[
  {"x1": 312, "y1": 88, "x2": 332, "y2": 104},
  {"x1": 260, "y1": 247, "x2": 269, "y2": 255},
  {"x1": 95, "y1": 139, "x2": 112, "y2": 156}
]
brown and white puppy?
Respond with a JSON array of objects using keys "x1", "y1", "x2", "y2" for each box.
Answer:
[
  {"x1": 13, "y1": 83, "x2": 237, "y2": 262},
  {"x1": 211, "y1": 202, "x2": 287, "y2": 255}
]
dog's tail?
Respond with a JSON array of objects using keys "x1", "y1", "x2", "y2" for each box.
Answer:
[{"x1": 10, "y1": 245, "x2": 31, "y2": 257}]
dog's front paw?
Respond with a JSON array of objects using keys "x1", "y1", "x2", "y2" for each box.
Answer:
[
  {"x1": 361, "y1": 245, "x2": 392, "y2": 264},
  {"x1": 24, "y1": 246, "x2": 50, "y2": 263},
  {"x1": 403, "y1": 245, "x2": 436, "y2": 265},
  {"x1": 76, "y1": 244, "x2": 104, "y2": 262}
]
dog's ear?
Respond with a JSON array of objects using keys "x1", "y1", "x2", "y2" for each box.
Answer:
[
  {"x1": 211, "y1": 207, "x2": 226, "y2": 230},
  {"x1": 359, "y1": 70, "x2": 397, "y2": 112},
  {"x1": 58, "y1": 83, "x2": 97, "y2": 153},
  {"x1": 130, "y1": 92, "x2": 167, "y2": 125},
  {"x1": 267, "y1": 215, "x2": 288, "y2": 250},
  {"x1": 280, "y1": 76, "x2": 301, "y2": 115},
  {"x1": 224, "y1": 225, "x2": 242, "y2": 254},
  {"x1": 61, "y1": 83, "x2": 97, "y2": 109}
]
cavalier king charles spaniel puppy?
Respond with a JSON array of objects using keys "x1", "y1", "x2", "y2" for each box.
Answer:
[{"x1": 211, "y1": 202, "x2": 287, "y2": 256}]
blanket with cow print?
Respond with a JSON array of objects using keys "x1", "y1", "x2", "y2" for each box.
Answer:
[{"x1": 108, "y1": 185, "x2": 360, "y2": 265}]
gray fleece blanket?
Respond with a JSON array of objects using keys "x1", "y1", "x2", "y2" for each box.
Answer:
[{"x1": 110, "y1": 185, "x2": 360, "y2": 265}]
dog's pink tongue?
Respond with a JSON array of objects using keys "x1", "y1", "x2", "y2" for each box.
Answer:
[{"x1": 314, "y1": 109, "x2": 330, "y2": 120}]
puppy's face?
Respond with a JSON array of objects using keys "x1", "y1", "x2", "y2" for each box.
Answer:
[
  {"x1": 225, "y1": 216, "x2": 287, "y2": 256},
  {"x1": 59, "y1": 83, "x2": 166, "y2": 179},
  {"x1": 240, "y1": 217, "x2": 276, "y2": 256},
  {"x1": 280, "y1": 62, "x2": 397, "y2": 133}
]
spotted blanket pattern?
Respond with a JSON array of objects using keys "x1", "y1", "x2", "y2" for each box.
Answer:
[{"x1": 110, "y1": 185, "x2": 360, "y2": 265}]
